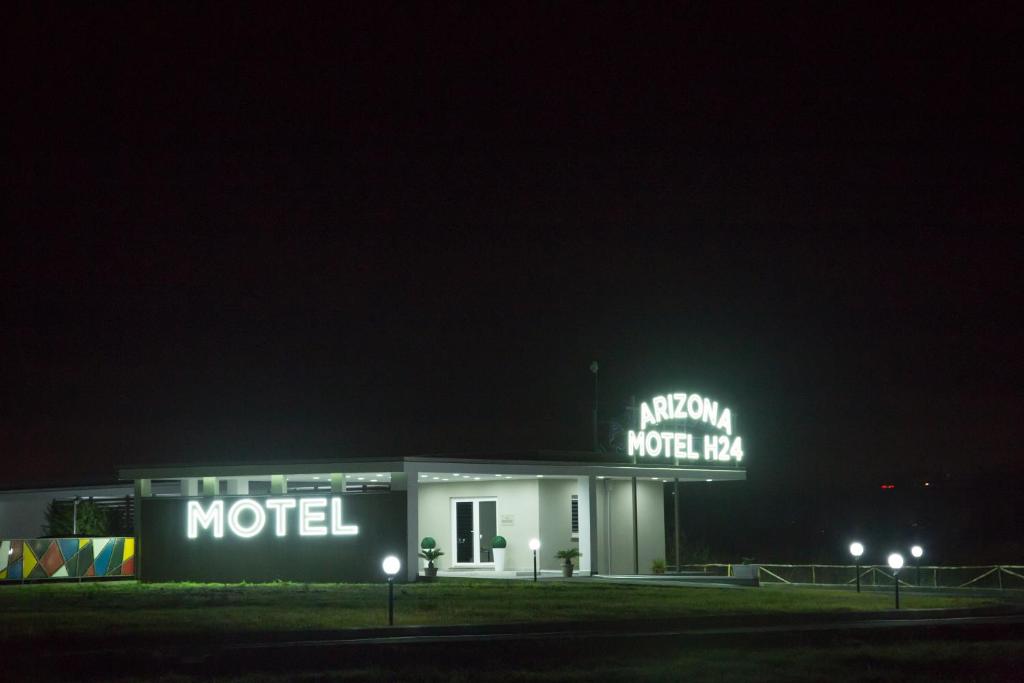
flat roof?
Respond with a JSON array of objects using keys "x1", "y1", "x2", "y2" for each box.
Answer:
[
  {"x1": 119, "y1": 451, "x2": 746, "y2": 483},
  {"x1": 0, "y1": 480, "x2": 133, "y2": 495}
]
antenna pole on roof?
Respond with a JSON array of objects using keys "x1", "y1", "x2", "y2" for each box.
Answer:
[
  {"x1": 589, "y1": 361, "x2": 600, "y2": 452},
  {"x1": 630, "y1": 394, "x2": 639, "y2": 575}
]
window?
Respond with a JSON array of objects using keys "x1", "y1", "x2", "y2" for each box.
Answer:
[{"x1": 571, "y1": 494, "x2": 579, "y2": 538}]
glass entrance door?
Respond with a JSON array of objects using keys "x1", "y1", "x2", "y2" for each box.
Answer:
[
  {"x1": 451, "y1": 498, "x2": 497, "y2": 565},
  {"x1": 454, "y1": 501, "x2": 475, "y2": 563}
]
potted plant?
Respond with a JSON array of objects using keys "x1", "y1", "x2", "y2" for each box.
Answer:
[
  {"x1": 555, "y1": 548, "x2": 582, "y2": 577},
  {"x1": 491, "y1": 535, "x2": 507, "y2": 571},
  {"x1": 419, "y1": 536, "x2": 436, "y2": 569},
  {"x1": 651, "y1": 558, "x2": 667, "y2": 575},
  {"x1": 419, "y1": 537, "x2": 444, "y2": 578}
]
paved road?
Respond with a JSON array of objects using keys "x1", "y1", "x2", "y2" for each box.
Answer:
[
  {"x1": 18, "y1": 608, "x2": 1024, "y2": 679},
  {"x1": 225, "y1": 612, "x2": 1024, "y2": 651}
]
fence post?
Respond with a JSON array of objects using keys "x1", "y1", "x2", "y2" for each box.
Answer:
[
  {"x1": 933, "y1": 567, "x2": 937, "y2": 588},
  {"x1": 811, "y1": 565, "x2": 816, "y2": 585},
  {"x1": 998, "y1": 566, "x2": 1003, "y2": 591}
]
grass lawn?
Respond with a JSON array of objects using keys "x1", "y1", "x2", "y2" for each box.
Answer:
[{"x1": 0, "y1": 579, "x2": 1003, "y2": 642}]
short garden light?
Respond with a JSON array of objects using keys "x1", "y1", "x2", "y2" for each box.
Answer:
[
  {"x1": 849, "y1": 542, "x2": 864, "y2": 593},
  {"x1": 529, "y1": 538, "x2": 541, "y2": 582},
  {"x1": 382, "y1": 555, "x2": 401, "y2": 625},
  {"x1": 887, "y1": 553, "x2": 904, "y2": 609}
]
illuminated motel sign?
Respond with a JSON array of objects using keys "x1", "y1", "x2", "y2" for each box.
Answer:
[
  {"x1": 628, "y1": 392, "x2": 744, "y2": 463},
  {"x1": 187, "y1": 497, "x2": 359, "y2": 539}
]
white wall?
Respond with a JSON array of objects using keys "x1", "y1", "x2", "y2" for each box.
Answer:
[
  {"x1": 538, "y1": 479, "x2": 579, "y2": 570},
  {"x1": 416, "y1": 477, "x2": 664, "y2": 575},
  {"x1": 637, "y1": 480, "x2": 666, "y2": 573},
  {"x1": 595, "y1": 479, "x2": 665, "y2": 575},
  {"x1": 417, "y1": 480, "x2": 539, "y2": 571}
]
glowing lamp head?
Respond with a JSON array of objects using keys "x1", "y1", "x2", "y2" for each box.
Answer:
[
  {"x1": 849, "y1": 542, "x2": 864, "y2": 558},
  {"x1": 911, "y1": 545, "x2": 923, "y2": 559},
  {"x1": 887, "y1": 553, "x2": 904, "y2": 571},
  {"x1": 382, "y1": 555, "x2": 401, "y2": 576},
  {"x1": 528, "y1": 538, "x2": 541, "y2": 552}
]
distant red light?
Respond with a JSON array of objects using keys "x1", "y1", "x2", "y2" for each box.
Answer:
[{"x1": 880, "y1": 484, "x2": 895, "y2": 490}]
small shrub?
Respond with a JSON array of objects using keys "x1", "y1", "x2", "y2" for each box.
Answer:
[
  {"x1": 555, "y1": 548, "x2": 582, "y2": 563},
  {"x1": 419, "y1": 548, "x2": 445, "y2": 566},
  {"x1": 44, "y1": 499, "x2": 111, "y2": 536},
  {"x1": 491, "y1": 536, "x2": 507, "y2": 549}
]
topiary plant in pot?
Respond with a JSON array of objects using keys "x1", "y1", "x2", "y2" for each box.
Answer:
[
  {"x1": 419, "y1": 537, "x2": 444, "y2": 578},
  {"x1": 491, "y1": 536, "x2": 507, "y2": 571},
  {"x1": 556, "y1": 548, "x2": 582, "y2": 577}
]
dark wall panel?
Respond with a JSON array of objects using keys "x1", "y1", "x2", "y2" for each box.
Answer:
[{"x1": 140, "y1": 492, "x2": 407, "y2": 582}]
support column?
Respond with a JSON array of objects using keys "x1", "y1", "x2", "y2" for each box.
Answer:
[
  {"x1": 631, "y1": 475, "x2": 639, "y2": 574},
  {"x1": 673, "y1": 478, "x2": 680, "y2": 573},
  {"x1": 577, "y1": 476, "x2": 598, "y2": 575},
  {"x1": 225, "y1": 479, "x2": 249, "y2": 495},
  {"x1": 604, "y1": 478, "x2": 613, "y2": 575},
  {"x1": 133, "y1": 479, "x2": 147, "y2": 580},
  {"x1": 330, "y1": 473, "x2": 346, "y2": 493},
  {"x1": 405, "y1": 473, "x2": 419, "y2": 582},
  {"x1": 180, "y1": 478, "x2": 199, "y2": 496},
  {"x1": 201, "y1": 477, "x2": 218, "y2": 496},
  {"x1": 271, "y1": 475, "x2": 287, "y2": 494}
]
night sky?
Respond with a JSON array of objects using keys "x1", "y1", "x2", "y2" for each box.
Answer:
[{"x1": 6, "y1": 5, "x2": 1021, "y2": 499}]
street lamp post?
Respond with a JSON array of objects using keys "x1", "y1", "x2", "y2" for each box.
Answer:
[
  {"x1": 849, "y1": 542, "x2": 864, "y2": 593},
  {"x1": 382, "y1": 556, "x2": 401, "y2": 625},
  {"x1": 911, "y1": 545, "x2": 923, "y2": 586},
  {"x1": 888, "y1": 553, "x2": 904, "y2": 609},
  {"x1": 529, "y1": 538, "x2": 540, "y2": 582}
]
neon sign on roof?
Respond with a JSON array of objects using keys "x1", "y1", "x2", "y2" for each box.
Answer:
[{"x1": 628, "y1": 392, "x2": 744, "y2": 463}]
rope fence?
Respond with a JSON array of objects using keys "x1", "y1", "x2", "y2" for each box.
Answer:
[{"x1": 670, "y1": 563, "x2": 1024, "y2": 589}]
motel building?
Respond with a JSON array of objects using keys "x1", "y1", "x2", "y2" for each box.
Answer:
[{"x1": 2, "y1": 392, "x2": 745, "y2": 584}]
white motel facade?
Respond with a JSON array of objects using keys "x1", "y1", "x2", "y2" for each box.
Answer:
[
  {"x1": 121, "y1": 451, "x2": 744, "y2": 582},
  {"x1": 0, "y1": 392, "x2": 744, "y2": 583},
  {"x1": 113, "y1": 392, "x2": 747, "y2": 583}
]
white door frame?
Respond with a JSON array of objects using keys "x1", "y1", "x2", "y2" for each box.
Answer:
[{"x1": 450, "y1": 497, "x2": 498, "y2": 566}]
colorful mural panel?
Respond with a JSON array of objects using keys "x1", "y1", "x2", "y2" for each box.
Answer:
[{"x1": 0, "y1": 537, "x2": 135, "y2": 581}]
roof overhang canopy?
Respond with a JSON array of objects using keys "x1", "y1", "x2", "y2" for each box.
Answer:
[{"x1": 120, "y1": 452, "x2": 745, "y2": 483}]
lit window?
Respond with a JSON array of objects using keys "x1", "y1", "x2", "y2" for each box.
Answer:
[{"x1": 571, "y1": 495, "x2": 579, "y2": 538}]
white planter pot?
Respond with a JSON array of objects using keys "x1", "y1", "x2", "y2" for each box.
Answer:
[
  {"x1": 733, "y1": 564, "x2": 760, "y2": 585},
  {"x1": 492, "y1": 548, "x2": 506, "y2": 572}
]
